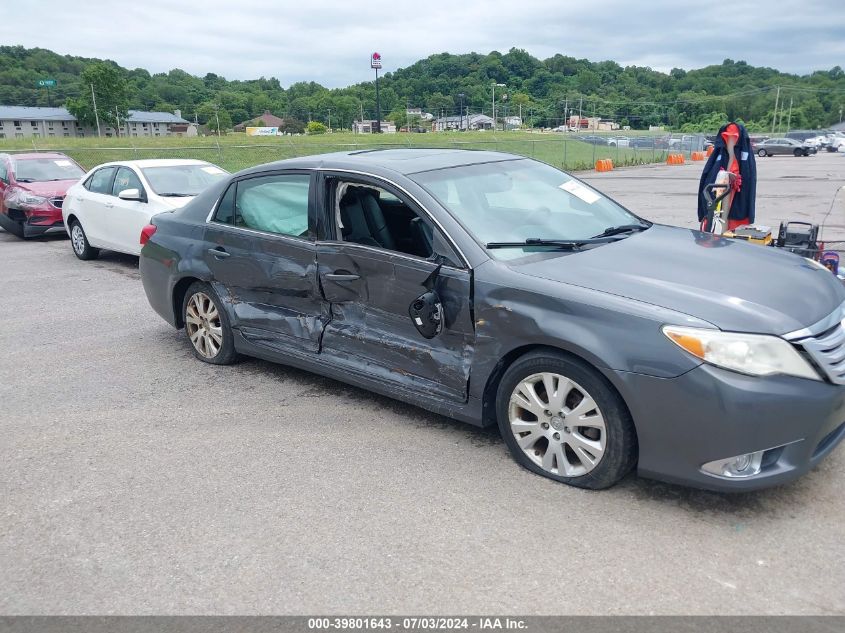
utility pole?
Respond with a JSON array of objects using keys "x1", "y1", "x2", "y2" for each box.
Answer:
[
  {"x1": 563, "y1": 96, "x2": 568, "y2": 129},
  {"x1": 771, "y1": 85, "x2": 780, "y2": 134},
  {"x1": 458, "y1": 93, "x2": 465, "y2": 131},
  {"x1": 115, "y1": 107, "x2": 121, "y2": 138},
  {"x1": 90, "y1": 83, "x2": 101, "y2": 138},
  {"x1": 578, "y1": 96, "x2": 583, "y2": 132},
  {"x1": 327, "y1": 108, "x2": 331, "y2": 131},
  {"x1": 786, "y1": 97, "x2": 793, "y2": 132}
]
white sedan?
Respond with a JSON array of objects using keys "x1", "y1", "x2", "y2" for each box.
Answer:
[{"x1": 62, "y1": 159, "x2": 228, "y2": 259}]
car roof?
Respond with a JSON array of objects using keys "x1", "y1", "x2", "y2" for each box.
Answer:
[
  {"x1": 4, "y1": 152, "x2": 74, "y2": 161},
  {"x1": 92, "y1": 159, "x2": 214, "y2": 169},
  {"x1": 237, "y1": 148, "x2": 524, "y2": 178}
]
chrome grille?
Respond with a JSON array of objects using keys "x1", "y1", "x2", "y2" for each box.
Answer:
[
  {"x1": 49, "y1": 196, "x2": 63, "y2": 208},
  {"x1": 798, "y1": 323, "x2": 845, "y2": 385}
]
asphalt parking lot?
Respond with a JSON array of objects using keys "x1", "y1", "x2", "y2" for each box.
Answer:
[{"x1": 2, "y1": 151, "x2": 845, "y2": 615}]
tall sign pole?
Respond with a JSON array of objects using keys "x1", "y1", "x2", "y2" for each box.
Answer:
[{"x1": 371, "y1": 52, "x2": 382, "y2": 133}]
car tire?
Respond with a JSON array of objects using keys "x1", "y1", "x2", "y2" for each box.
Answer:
[
  {"x1": 757, "y1": 149, "x2": 767, "y2": 157},
  {"x1": 793, "y1": 148, "x2": 803, "y2": 157},
  {"x1": 69, "y1": 220, "x2": 99, "y2": 260},
  {"x1": 496, "y1": 350, "x2": 637, "y2": 490},
  {"x1": 182, "y1": 281, "x2": 237, "y2": 365}
]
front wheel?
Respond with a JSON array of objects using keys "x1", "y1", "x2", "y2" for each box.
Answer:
[
  {"x1": 793, "y1": 148, "x2": 803, "y2": 157},
  {"x1": 757, "y1": 149, "x2": 767, "y2": 157},
  {"x1": 70, "y1": 220, "x2": 99, "y2": 260},
  {"x1": 182, "y1": 282, "x2": 237, "y2": 365},
  {"x1": 496, "y1": 350, "x2": 637, "y2": 490}
]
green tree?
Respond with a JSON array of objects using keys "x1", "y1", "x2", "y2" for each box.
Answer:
[
  {"x1": 66, "y1": 62, "x2": 129, "y2": 133},
  {"x1": 196, "y1": 101, "x2": 232, "y2": 133},
  {"x1": 306, "y1": 121, "x2": 327, "y2": 134}
]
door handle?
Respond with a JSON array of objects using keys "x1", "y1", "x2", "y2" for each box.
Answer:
[
  {"x1": 105, "y1": 202, "x2": 114, "y2": 208},
  {"x1": 325, "y1": 272, "x2": 360, "y2": 282},
  {"x1": 208, "y1": 247, "x2": 230, "y2": 259}
]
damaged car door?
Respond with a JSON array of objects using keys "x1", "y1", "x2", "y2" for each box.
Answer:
[
  {"x1": 202, "y1": 171, "x2": 327, "y2": 354},
  {"x1": 316, "y1": 175, "x2": 475, "y2": 402}
]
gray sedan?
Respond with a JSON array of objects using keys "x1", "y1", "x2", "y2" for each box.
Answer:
[
  {"x1": 139, "y1": 149, "x2": 845, "y2": 492},
  {"x1": 756, "y1": 137, "x2": 815, "y2": 157}
]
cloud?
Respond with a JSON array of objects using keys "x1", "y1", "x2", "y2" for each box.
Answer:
[{"x1": 9, "y1": 0, "x2": 845, "y2": 87}]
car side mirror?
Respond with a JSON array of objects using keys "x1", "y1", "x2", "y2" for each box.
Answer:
[
  {"x1": 118, "y1": 188, "x2": 144, "y2": 201},
  {"x1": 409, "y1": 291, "x2": 443, "y2": 339}
]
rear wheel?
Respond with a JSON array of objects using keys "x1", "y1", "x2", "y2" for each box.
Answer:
[
  {"x1": 70, "y1": 220, "x2": 99, "y2": 260},
  {"x1": 757, "y1": 149, "x2": 767, "y2": 157},
  {"x1": 793, "y1": 148, "x2": 803, "y2": 157},
  {"x1": 182, "y1": 282, "x2": 237, "y2": 365},
  {"x1": 496, "y1": 350, "x2": 637, "y2": 490}
]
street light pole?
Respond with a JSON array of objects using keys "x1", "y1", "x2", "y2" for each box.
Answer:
[{"x1": 492, "y1": 83, "x2": 505, "y2": 131}]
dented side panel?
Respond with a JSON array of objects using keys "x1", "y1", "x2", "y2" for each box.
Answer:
[
  {"x1": 203, "y1": 223, "x2": 327, "y2": 354},
  {"x1": 317, "y1": 243, "x2": 474, "y2": 402}
]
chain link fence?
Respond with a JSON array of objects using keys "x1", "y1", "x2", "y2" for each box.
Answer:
[{"x1": 5, "y1": 132, "x2": 709, "y2": 174}]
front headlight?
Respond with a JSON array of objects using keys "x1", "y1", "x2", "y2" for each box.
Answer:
[
  {"x1": 10, "y1": 191, "x2": 48, "y2": 209},
  {"x1": 662, "y1": 325, "x2": 820, "y2": 380}
]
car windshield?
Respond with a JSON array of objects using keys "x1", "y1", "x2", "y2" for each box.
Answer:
[
  {"x1": 14, "y1": 157, "x2": 84, "y2": 182},
  {"x1": 141, "y1": 163, "x2": 228, "y2": 196},
  {"x1": 412, "y1": 159, "x2": 647, "y2": 257}
]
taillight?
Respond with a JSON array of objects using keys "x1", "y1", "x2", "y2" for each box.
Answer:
[{"x1": 140, "y1": 224, "x2": 157, "y2": 246}]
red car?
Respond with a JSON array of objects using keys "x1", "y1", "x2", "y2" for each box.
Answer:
[{"x1": 0, "y1": 152, "x2": 86, "y2": 238}]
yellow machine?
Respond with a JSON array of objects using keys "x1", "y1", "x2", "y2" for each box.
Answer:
[{"x1": 723, "y1": 224, "x2": 773, "y2": 246}]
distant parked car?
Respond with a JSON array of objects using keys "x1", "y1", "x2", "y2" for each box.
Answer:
[
  {"x1": 0, "y1": 152, "x2": 86, "y2": 238},
  {"x1": 630, "y1": 137, "x2": 657, "y2": 149},
  {"x1": 577, "y1": 135, "x2": 607, "y2": 145},
  {"x1": 62, "y1": 159, "x2": 229, "y2": 260},
  {"x1": 756, "y1": 138, "x2": 814, "y2": 157},
  {"x1": 607, "y1": 136, "x2": 630, "y2": 147}
]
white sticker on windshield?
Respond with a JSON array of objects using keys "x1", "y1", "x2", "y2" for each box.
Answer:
[
  {"x1": 201, "y1": 166, "x2": 224, "y2": 174},
  {"x1": 559, "y1": 180, "x2": 601, "y2": 204},
  {"x1": 54, "y1": 160, "x2": 72, "y2": 167}
]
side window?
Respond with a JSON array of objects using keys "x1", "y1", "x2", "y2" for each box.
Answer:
[
  {"x1": 0, "y1": 159, "x2": 7, "y2": 183},
  {"x1": 235, "y1": 174, "x2": 310, "y2": 238},
  {"x1": 112, "y1": 167, "x2": 144, "y2": 197},
  {"x1": 213, "y1": 182, "x2": 236, "y2": 224},
  {"x1": 334, "y1": 181, "x2": 460, "y2": 265},
  {"x1": 86, "y1": 167, "x2": 116, "y2": 194}
]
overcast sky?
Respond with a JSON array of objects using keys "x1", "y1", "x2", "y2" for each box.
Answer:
[{"x1": 10, "y1": 0, "x2": 845, "y2": 87}]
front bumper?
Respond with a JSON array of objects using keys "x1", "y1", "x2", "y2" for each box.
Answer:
[
  {"x1": 609, "y1": 364, "x2": 845, "y2": 491},
  {"x1": 0, "y1": 206, "x2": 65, "y2": 238}
]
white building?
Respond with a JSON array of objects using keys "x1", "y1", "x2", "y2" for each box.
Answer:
[
  {"x1": 352, "y1": 120, "x2": 397, "y2": 134},
  {"x1": 433, "y1": 113, "x2": 494, "y2": 131},
  {"x1": 0, "y1": 106, "x2": 194, "y2": 139}
]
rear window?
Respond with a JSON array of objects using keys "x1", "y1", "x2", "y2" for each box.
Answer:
[{"x1": 86, "y1": 167, "x2": 117, "y2": 194}]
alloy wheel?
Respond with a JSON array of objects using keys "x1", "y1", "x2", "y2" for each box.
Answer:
[
  {"x1": 508, "y1": 372, "x2": 607, "y2": 477},
  {"x1": 71, "y1": 224, "x2": 86, "y2": 255},
  {"x1": 185, "y1": 292, "x2": 223, "y2": 359}
]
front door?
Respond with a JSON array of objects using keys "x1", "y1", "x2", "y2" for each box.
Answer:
[
  {"x1": 316, "y1": 175, "x2": 475, "y2": 402},
  {"x1": 202, "y1": 171, "x2": 328, "y2": 354},
  {"x1": 107, "y1": 166, "x2": 150, "y2": 255}
]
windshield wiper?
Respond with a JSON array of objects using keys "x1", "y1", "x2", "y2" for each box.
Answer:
[
  {"x1": 157, "y1": 193, "x2": 193, "y2": 197},
  {"x1": 592, "y1": 223, "x2": 650, "y2": 238},
  {"x1": 486, "y1": 236, "x2": 625, "y2": 250},
  {"x1": 16, "y1": 178, "x2": 35, "y2": 183}
]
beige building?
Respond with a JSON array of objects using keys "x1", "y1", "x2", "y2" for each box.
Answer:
[{"x1": 0, "y1": 106, "x2": 194, "y2": 139}]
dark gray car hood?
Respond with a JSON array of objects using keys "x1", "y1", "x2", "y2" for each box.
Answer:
[{"x1": 509, "y1": 224, "x2": 845, "y2": 335}]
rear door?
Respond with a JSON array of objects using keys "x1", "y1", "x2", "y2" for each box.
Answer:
[
  {"x1": 315, "y1": 173, "x2": 475, "y2": 402},
  {"x1": 202, "y1": 171, "x2": 328, "y2": 354}
]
